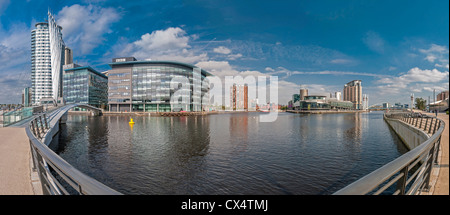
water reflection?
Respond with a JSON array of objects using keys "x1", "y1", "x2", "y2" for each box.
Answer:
[{"x1": 56, "y1": 111, "x2": 407, "y2": 195}]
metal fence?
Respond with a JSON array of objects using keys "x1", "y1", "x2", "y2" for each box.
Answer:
[
  {"x1": 26, "y1": 107, "x2": 121, "y2": 195},
  {"x1": 334, "y1": 112, "x2": 444, "y2": 195}
]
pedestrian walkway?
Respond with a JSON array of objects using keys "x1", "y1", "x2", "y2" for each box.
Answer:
[
  {"x1": 416, "y1": 111, "x2": 449, "y2": 195},
  {"x1": 0, "y1": 127, "x2": 36, "y2": 195}
]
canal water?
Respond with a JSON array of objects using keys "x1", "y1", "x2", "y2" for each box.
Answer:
[{"x1": 52, "y1": 111, "x2": 408, "y2": 195}]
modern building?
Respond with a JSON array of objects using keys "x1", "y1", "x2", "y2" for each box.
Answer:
[
  {"x1": 335, "y1": 92, "x2": 341, "y2": 101},
  {"x1": 63, "y1": 66, "x2": 108, "y2": 109},
  {"x1": 31, "y1": 12, "x2": 65, "y2": 105},
  {"x1": 107, "y1": 57, "x2": 212, "y2": 112},
  {"x1": 230, "y1": 84, "x2": 248, "y2": 111},
  {"x1": 292, "y1": 94, "x2": 300, "y2": 103},
  {"x1": 64, "y1": 47, "x2": 73, "y2": 65},
  {"x1": 437, "y1": 90, "x2": 449, "y2": 101},
  {"x1": 300, "y1": 88, "x2": 308, "y2": 100},
  {"x1": 22, "y1": 87, "x2": 32, "y2": 107},
  {"x1": 343, "y1": 80, "x2": 362, "y2": 110}
]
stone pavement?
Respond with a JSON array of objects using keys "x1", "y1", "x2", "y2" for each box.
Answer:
[{"x1": 0, "y1": 127, "x2": 36, "y2": 195}]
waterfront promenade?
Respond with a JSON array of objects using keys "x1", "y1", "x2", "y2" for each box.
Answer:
[
  {"x1": 0, "y1": 127, "x2": 35, "y2": 195},
  {"x1": 418, "y1": 111, "x2": 449, "y2": 195}
]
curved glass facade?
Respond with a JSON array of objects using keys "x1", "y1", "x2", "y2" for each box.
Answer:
[{"x1": 108, "y1": 59, "x2": 211, "y2": 112}]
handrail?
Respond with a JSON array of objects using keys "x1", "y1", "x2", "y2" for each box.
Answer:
[
  {"x1": 26, "y1": 104, "x2": 122, "y2": 195},
  {"x1": 334, "y1": 112, "x2": 444, "y2": 195}
]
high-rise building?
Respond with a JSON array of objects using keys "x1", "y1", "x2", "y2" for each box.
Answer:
[
  {"x1": 230, "y1": 84, "x2": 248, "y2": 111},
  {"x1": 343, "y1": 80, "x2": 362, "y2": 110},
  {"x1": 31, "y1": 12, "x2": 65, "y2": 104},
  {"x1": 22, "y1": 87, "x2": 32, "y2": 107},
  {"x1": 64, "y1": 47, "x2": 73, "y2": 65}
]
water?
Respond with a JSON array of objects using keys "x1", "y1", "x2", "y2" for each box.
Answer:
[{"x1": 52, "y1": 111, "x2": 408, "y2": 195}]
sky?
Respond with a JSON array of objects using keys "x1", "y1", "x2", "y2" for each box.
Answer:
[{"x1": 0, "y1": 0, "x2": 448, "y2": 105}]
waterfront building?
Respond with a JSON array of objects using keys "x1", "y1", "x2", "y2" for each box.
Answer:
[
  {"x1": 300, "y1": 88, "x2": 308, "y2": 100},
  {"x1": 230, "y1": 84, "x2": 248, "y2": 111},
  {"x1": 108, "y1": 57, "x2": 212, "y2": 112},
  {"x1": 362, "y1": 94, "x2": 369, "y2": 110},
  {"x1": 343, "y1": 80, "x2": 362, "y2": 110},
  {"x1": 437, "y1": 90, "x2": 449, "y2": 101},
  {"x1": 292, "y1": 94, "x2": 300, "y2": 103},
  {"x1": 335, "y1": 92, "x2": 341, "y2": 101},
  {"x1": 31, "y1": 12, "x2": 65, "y2": 105},
  {"x1": 63, "y1": 66, "x2": 108, "y2": 109}
]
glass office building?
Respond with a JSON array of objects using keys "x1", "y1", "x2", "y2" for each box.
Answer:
[
  {"x1": 63, "y1": 66, "x2": 108, "y2": 109},
  {"x1": 108, "y1": 57, "x2": 212, "y2": 112}
]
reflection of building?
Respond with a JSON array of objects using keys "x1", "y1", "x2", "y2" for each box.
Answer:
[
  {"x1": 63, "y1": 66, "x2": 108, "y2": 109},
  {"x1": 31, "y1": 12, "x2": 65, "y2": 105},
  {"x1": 343, "y1": 80, "x2": 362, "y2": 110},
  {"x1": 230, "y1": 84, "x2": 248, "y2": 111},
  {"x1": 108, "y1": 57, "x2": 212, "y2": 112}
]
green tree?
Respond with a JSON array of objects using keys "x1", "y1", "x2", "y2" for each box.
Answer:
[{"x1": 415, "y1": 97, "x2": 426, "y2": 110}]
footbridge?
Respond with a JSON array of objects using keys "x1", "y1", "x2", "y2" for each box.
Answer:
[{"x1": 25, "y1": 103, "x2": 121, "y2": 195}]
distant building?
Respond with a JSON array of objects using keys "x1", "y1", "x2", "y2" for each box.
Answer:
[
  {"x1": 63, "y1": 66, "x2": 108, "y2": 109},
  {"x1": 335, "y1": 91, "x2": 341, "y2": 101},
  {"x1": 64, "y1": 47, "x2": 73, "y2": 65},
  {"x1": 343, "y1": 80, "x2": 362, "y2": 110},
  {"x1": 437, "y1": 90, "x2": 449, "y2": 101},
  {"x1": 230, "y1": 84, "x2": 248, "y2": 111},
  {"x1": 300, "y1": 88, "x2": 308, "y2": 100},
  {"x1": 22, "y1": 87, "x2": 32, "y2": 107}
]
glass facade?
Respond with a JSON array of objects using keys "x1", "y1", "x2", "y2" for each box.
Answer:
[
  {"x1": 108, "y1": 60, "x2": 211, "y2": 112},
  {"x1": 63, "y1": 67, "x2": 108, "y2": 109}
]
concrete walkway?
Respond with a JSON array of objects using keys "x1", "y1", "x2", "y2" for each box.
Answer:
[
  {"x1": 0, "y1": 127, "x2": 36, "y2": 195},
  {"x1": 416, "y1": 111, "x2": 449, "y2": 195}
]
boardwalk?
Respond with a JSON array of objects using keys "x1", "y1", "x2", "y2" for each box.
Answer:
[{"x1": 0, "y1": 127, "x2": 35, "y2": 195}]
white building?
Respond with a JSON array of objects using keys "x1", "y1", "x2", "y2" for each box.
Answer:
[{"x1": 31, "y1": 12, "x2": 65, "y2": 104}]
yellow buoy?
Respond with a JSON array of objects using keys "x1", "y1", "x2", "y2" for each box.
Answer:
[{"x1": 129, "y1": 118, "x2": 135, "y2": 124}]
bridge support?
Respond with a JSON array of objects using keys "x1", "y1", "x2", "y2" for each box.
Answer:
[{"x1": 59, "y1": 112, "x2": 68, "y2": 124}]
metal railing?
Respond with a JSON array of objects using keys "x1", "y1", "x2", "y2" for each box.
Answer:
[
  {"x1": 334, "y1": 112, "x2": 444, "y2": 195},
  {"x1": 26, "y1": 105, "x2": 121, "y2": 195}
]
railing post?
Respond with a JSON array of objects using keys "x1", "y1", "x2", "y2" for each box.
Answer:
[
  {"x1": 432, "y1": 119, "x2": 439, "y2": 135},
  {"x1": 34, "y1": 118, "x2": 41, "y2": 139},
  {"x1": 428, "y1": 118, "x2": 434, "y2": 134},
  {"x1": 419, "y1": 117, "x2": 423, "y2": 129},
  {"x1": 396, "y1": 166, "x2": 409, "y2": 195},
  {"x1": 423, "y1": 142, "x2": 436, "y2": 192},
  {"x1": 425, "y1": 118, "x2": 429, "y2": 132},
  {"x1": 43, "y1": 113, "x2": 49, "y2": 130}
]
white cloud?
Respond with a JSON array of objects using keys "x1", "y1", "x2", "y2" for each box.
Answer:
[
  {"x1": 57, "y1": 4, "x2": 121, "y2": 54},
  {"x1": 213, "y1": 46, "x2": 231, "y2": 54},
  {"x1": 363, "y1": 31, "x2": 385, "y2": 54},
  {"x1": 134, "y1": 27, "x2": 189, "y2": 51},
  {"x1": 419, "y1": 44, "x2": 449, "y2": 63},
  {"x1": 112, "y1": 27, "x2": 209, "y2": 64}
]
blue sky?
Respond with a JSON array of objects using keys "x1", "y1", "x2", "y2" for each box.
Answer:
[{"x1": 0, "y1": 0, "x2": 448, "y2": 105}]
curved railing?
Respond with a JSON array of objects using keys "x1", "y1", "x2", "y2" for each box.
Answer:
[
  {"x1": 26, "y1": 104, "x2": 122, "y2": 195},
  {"x1": 334, "y1": 112, "x2": 444, "y2": 195}
]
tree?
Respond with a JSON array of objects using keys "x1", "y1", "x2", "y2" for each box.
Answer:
[{"x1": 415, "y1": 97, "x2": 426, "y2": 110}]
